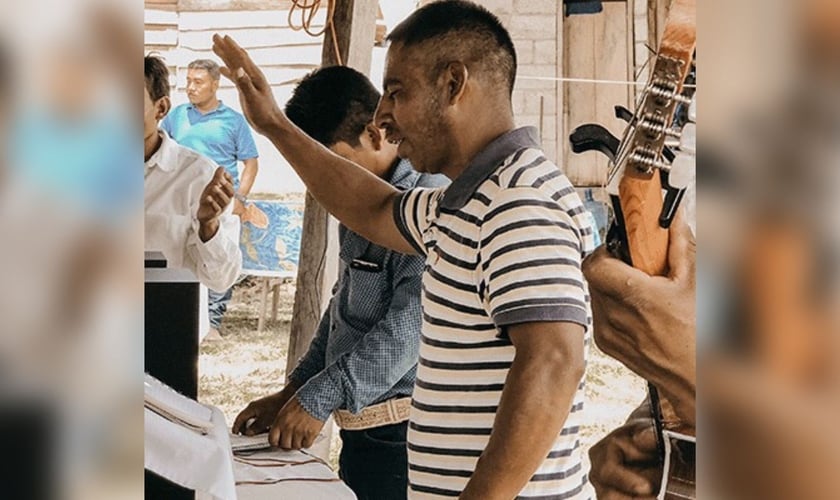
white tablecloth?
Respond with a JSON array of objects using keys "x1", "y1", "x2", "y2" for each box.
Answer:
[
  {"x1": 146, "y1": 402, "x2": 355, "y2": 500},
  {"x1": 145, "y1": 405, "x2": 237, "y2": 500}
]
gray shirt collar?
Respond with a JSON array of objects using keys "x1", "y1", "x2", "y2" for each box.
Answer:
[{"x1": 440, "y1": 126, "x2": 540, "y2": 211}]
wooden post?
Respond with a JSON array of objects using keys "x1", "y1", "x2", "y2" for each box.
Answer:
[
  {"x1": 285, "y1": 0, "x2": 377, "y2": 462},
  {"x1": 285, "y1": 0, "x2": 378, "y2": 376}
]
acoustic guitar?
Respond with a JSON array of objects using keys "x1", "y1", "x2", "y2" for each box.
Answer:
[{"x1": 569, "y1": 0, "x2": 696, "y2": 498}]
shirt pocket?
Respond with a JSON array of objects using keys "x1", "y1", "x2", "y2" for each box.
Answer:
[
  {"x1": 340, "y1": 237, "x2": 391, "y2": 325},
  {"x1": 345, "y1": 263, "x2": 390, "y2": 325}
]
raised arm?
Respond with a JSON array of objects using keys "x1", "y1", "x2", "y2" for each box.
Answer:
[{"x1": 212, "y1": 35, "x2": 415, "y2": 255}]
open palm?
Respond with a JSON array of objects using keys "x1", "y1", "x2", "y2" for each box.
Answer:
[{"x1": 212, "y1": 34, "x2": 285, "y2": 136}]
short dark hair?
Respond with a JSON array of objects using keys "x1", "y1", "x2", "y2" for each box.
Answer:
[
  {"x1": 188, "y1": 59, "x2": 221, "y2": 81},
  {"x1": 387, "y1": 0, "x2": 517, "y2": 95},
  {"x1": 144, "y1": 54, "x2": 170, "y2": 101},
  {"x1": 285, "y1": 65, "x2": 381, "y2": 148}
]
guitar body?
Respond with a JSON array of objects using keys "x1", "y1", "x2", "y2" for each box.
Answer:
[{"x1": 661, "y1": 429, "x2": 697, "y2": 500}]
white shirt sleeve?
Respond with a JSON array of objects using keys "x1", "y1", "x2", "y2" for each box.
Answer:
[
  {"x1": 184, "y1": 204, "x2": 242, "y2": 292},
  {"x1": 145, "y1": 135, "x2": 242, "y2": 292}
]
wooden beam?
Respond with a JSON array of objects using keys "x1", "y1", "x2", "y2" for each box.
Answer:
[{"x1": 286, "y1": 0, "x2": 378, "y2": 379}]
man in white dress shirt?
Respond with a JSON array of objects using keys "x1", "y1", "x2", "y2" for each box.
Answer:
[{"x1": 144, "y1": 54, "x2": 241, "y2": 292}]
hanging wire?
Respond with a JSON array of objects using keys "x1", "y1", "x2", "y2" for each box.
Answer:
[
  {"x1": 517, "y1": 75, "x2": 695, "y2": 89},
  {"x1": 288, "y1": 0, "x2": 343, "y2": 65}
]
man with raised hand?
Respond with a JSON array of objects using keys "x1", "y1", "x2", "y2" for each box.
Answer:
[
  {"x1": 232, "y1": 65, "x2": 446, "y2": 500},
  {"x1": 214, "y1": 1, "x2": 596, "y2": 498}
]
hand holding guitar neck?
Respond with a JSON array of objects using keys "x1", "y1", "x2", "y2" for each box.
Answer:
[{"x1": 584, "y1": 212, "x2": 696, "y2": 426}]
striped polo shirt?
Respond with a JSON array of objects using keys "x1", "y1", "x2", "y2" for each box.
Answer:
[{"x1": 393, "y1": 127, "x2": 596, "y2": 499}]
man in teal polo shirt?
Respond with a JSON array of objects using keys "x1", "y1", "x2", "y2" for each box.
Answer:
[{"x1": 162, "y1": 58, "x2": 259, "y2": 337}]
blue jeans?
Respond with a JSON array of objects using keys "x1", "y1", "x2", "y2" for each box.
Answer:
[
  {"x1": 339, "y1": 421, "x2": 408, "y2": 500},
  {"x1": 208, "y1": 286, "x2": 233, "y2": 329}
]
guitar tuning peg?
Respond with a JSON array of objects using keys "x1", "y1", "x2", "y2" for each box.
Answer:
[
  {"x1": 658, "y1": 152, "x2": 694, "y2": 228},
  {"x1": 668, "y1": 152, "x2": 695, "y2": 190},
  {"x1": 679, "y1": 122, "x2": 696, "y2": 154}
]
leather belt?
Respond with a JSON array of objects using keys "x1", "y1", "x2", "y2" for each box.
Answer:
[{"x1": 333, "y1": 397, "x2": 411, "y2": 431}]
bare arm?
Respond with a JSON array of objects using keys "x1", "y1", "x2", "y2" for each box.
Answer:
[
  {"x1": 237, "y1": 157, "x2": 259, "y2": 197},
  {"x1": 460, "y1": 322, "x2": 585, "y2": 500},
  {"x1": 212, "y1": 35, "x2": 415, "y2": 255}
]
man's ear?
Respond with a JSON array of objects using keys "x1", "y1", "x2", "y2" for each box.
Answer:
[
  {"x1": 155, "y1": 96, "x2": 171, "y2": 121},
  {"x1": 212, "y1": 78, "x2": 221, "y2": 93},
  {"x1": 443, "y1": 61, "x2": 468, "y2": 105},
  {"x1": 365, "y1": 122, "x2": 383, "y2": 151},
  {"x1": 329, "y1": 140, "x2": 357, "y2": 163}
]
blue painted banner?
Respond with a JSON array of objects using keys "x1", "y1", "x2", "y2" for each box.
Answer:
[{"x1": 239, "y1": 200, "x2": 304, "y2": 277}]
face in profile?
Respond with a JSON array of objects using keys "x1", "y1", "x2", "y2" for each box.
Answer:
[
  {"x1": 376, "y1": 44, "x2": 455, "y2": 176},
  {"x1": 186, "y1": 68, "x2": 219, "y2": 107}
]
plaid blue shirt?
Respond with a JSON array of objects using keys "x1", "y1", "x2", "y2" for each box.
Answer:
[{"x1": 289, "y1": 161, "x2": 448, "y2": 421}]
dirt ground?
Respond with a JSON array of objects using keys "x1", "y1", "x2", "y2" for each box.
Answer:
[{"x1": 199, "y1": 277, "x2": 646, "y2": 470}]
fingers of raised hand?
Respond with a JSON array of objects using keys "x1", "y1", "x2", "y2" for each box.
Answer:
[{"x1": 212, "y1": 34, "x2": 267, "y2": 90}]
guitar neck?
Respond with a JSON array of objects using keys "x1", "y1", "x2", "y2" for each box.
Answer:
[
  {"x1": 618, "y1": 171, "x2": 670, "y2": 275},
  {"x1": 618, "y1": 0, "x2": 696, "y2": 277}
]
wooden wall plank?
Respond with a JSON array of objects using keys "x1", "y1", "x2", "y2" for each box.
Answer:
[
  {"x1": 145, "y1": 9, "x2": 179, "y2": 24},
  {"x1": 157, "y1": 44, "x2": 324, "y2": 67},
  {"x1": 178, "y1": 10, "x2": 325, "y2": 31},
  {"x1": 178, "y1": 0, "x2": 292, "y2": 11},
  {"x1": 145, "y1": 29, "x2": 179, "y2": 47},
  {"x1": 179, "y1": 26, "x2": 325, "y2": 50},
  {"x1": 562, "y1": 2, "x2": 632, "y2": 187},
  {"x1": 563, "y1": 7, "x2": 598, "y2": 185}
]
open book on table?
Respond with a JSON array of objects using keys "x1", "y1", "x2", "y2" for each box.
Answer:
[
  {"x1": 144, "y1": 372, "x2": 214, "y2": 435},
  {"x1": 229, "y1": 433, "x2": 273, "y2": 454},
  {"x1": 229, "y1": 431, "x2": 328, "y2": 454}
]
